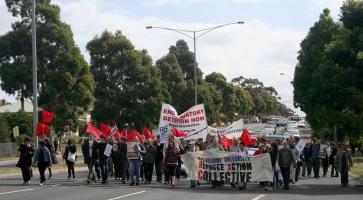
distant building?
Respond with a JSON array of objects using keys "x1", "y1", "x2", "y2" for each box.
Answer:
[{"x1": 0, "y1": 99, "x2": 33, "y2": 115}]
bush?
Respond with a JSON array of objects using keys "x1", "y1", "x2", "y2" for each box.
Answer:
[{"x1": 0, "y1": 119, "x2": 11, "y2": 143}]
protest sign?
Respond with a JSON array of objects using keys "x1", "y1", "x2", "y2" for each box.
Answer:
[
  {"x1": 104, "y1": 144, "x2": 113, "y2": 157},
  {"x1": 158, "y1": 104, "x2": 208, "y2": 143},
  {"x1": 208, "y1": 119, "x2": 244, "y2": 139},
  {"x1": 12, "y1": 126, "x2": 19, "y2": 138},
  {"x1": 181, "y1": 151, "x2": 273, "y2": 183}
]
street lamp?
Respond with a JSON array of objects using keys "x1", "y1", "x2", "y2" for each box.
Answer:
[
  {"x1": 146, "y1": 21, "x2": 244, "y2": 106},
  {"x1": 32, "y1": 0, "x2": 38, "y2": 148}
]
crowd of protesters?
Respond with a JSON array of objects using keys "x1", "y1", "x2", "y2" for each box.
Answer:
[{"x1": 16, "y1": 124, "x2": 354, "y2": 189}]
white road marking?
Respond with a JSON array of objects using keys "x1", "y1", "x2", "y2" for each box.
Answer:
[
  {"x1": 107, "y1": 191, "x2": 146, "y2": 200},
  {"x1": 0, "y1": 188, "x2": 36, "y2": 195},
  {"x1": 251, "y1": 194, "x2": 265, "y2": 200},
  {"x1": 51, "y1": 184, "x2": 61, "y2": 187}
]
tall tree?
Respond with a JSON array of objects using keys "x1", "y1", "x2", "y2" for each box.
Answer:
[
  {"x1": 87, "y1": 30, "x2": 170, "y2": 129},
  {"x1": 0, "y1": 0, "x2": 95, "y2": 132}
]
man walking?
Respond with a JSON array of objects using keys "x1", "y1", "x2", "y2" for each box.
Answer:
[
  {"x1": 277, "y1": 141, "x2": 296, "y2": 190},
  {"x1": 82, "y1": 134, "x2": 99, "y2": 184},
  {"x1": 310, "y1": 138, "x2": 320, "y2": 179}
]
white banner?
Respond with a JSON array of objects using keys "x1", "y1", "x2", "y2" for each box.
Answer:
[
  {"x1": 181, "y1": 151, "x2": 273, "y2": 183},
  {"x1": 158, "y1": 104, "x2": 208, "y2": 143},
  {"x1": 208, "y1": 119, "x2": 244, "y2": 139}
]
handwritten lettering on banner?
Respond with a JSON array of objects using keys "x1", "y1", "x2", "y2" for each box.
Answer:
[
  {"x1": 158, "y1": 104, "x2": 208, "y2": 143},
  {"x1": 182, "y1": 151, "x2": 274, "y2": 183}
]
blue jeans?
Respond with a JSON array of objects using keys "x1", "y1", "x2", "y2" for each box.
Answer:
[{"x1": 129, "y1": 159, "x2": 142, "y2": 183}]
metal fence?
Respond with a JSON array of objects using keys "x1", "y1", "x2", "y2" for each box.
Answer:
[{"x1": 0, "y1": 143, "x2": 18, "y2": 157}]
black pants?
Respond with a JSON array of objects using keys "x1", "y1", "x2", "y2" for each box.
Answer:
[
  {"x1": 95, "y1": 161, "x2": 101, "y2": 179},
  {"x1": 38, "y1": 162, "x2": 48, "y2": 183},
  {"x1": 321, "y1": 158, "x2": 329, "y2": 176},
  {"x1": 340, "y1": 170, "x2": 349, "y2": 185},
  {"x1": 120, "y1": 159, "x2": 128, "y2": 180},
  {"x1": 330, "y1": 163, "x2": 338, "y2": 176},
  {"x1": 155, "y1": 160, "x2": 163, "y2": 182},
  {"x1": 311, "y1": 158, "x2": 320, "y2": 178},
  {"x1": 100, "y1": 159, "x2": 108, "y2": 182},
  {"x1": 114, "y1": 159, "x2": 121, "y2": 179},
  {"x1": 144, "y1": 163, "x2": 154, "y2": 182},
  {"x1": 66, "y1": 161, "x2": 75, "y2": 178},
  {"x1": 280, "y1": 166, "x2": 290, "y2": 189},
  {"x1": 302, "y1": 160, "x2": 311, "y2": 176},
  {"x1": 176, "y1": 162, "x2": 182, "y2": 179},
  {"x1": 21, "y1": 166, "x2": 31, "y2": 182}
]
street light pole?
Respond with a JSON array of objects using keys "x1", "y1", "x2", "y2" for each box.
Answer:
[
  {"x1": 193, "y1": 32, "x2": 197, "y2": 106},
  {"x1": 32, "y1": 0, "x2": 38, "y2": 149},
  {"x1": 146, "y1": 21, "x2": 244, "y2": 106}
]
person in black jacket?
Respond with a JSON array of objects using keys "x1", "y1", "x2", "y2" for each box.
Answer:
[
  {"x1": 63, "y1": 139, "x2": 77, "y2": 179},
  {"x1": 154, "y1": 135, "x2": 164, "y2": 183},
  {"x1": 17, "y1": 137, "x2": 34, "y2": 185},
  {"x1": 143, "y1": 138, "x2": 157, "y2": 183},
  {"x1": 82, "y1": 134, "x2": 99, "y2": 184},
  {"x1": 112, "y1": 137, "x2": 128, "y2": 183},
  {"x1": 329, "y1": 142, "x2": 338, "y2": 177},
  {"x1": 45, "y1": 138, "x2": 54, "y2": 179},
  {"x1": 277, "y1": 141, "x2": 296, "y2": 190},
  {"x1": 98, "y1": 135, "x2": 111, "y2": 184}
]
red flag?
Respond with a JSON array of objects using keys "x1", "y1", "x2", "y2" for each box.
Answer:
[
  {"x1": 142, "y1": 128, "x2": 154, "y2": 140},
  {"x1": 240, "y1": 128, "x2": 256, "y2": 146},
  {"x1": 113, "y1": 129, "x2": 121, "y2": 139},
  {"x1": 127, "y1": 129, "x2": 144, "y2": 143},
  {"x1": 36, "y1": 122, "x2": 49, "y2": 136},
  {"x1": 120, "y1": 128, "x2": 127, "y2": 138},
  {"x1": 172, "y1": 127, "x2": 188, "y2": 137},
  {"x1": 42, "y1": 110, "x2": 54, "y2": 124},
  {"x1": 100, "y1": 123, "x2": 111, "y2": 137},
  {"x1": 218, "y1": 134, "x2": 232, "y2": 149},
  {"x1": 86, "y1": 123, "x2": 102, "y2": 139}
]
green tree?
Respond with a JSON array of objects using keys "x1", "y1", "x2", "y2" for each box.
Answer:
[
  {"x1": 0, "y1": 0, "x2": 95, "y2": 132},
  {"x1": 87, "y1": 30, "x2": 170, "y2": 130},
  {"x1": 293, "y1": 3, "x2": 363, "y2": 140},
  {"x1": 0, "y1": 118, "x2": 11, "y2": 143}
]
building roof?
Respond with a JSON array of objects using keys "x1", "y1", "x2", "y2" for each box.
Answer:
[{"x1": 0, "y1": 100, "x2": 33, "y2": 113}]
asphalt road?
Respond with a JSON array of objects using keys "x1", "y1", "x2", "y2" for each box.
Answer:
[{"x1": 0, "y1": 169, "x2": 362, "y2": 200}]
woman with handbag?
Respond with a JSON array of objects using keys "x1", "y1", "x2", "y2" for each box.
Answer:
[{"x1": 63, "y1": 139, "x2": 77, "y2": 179}]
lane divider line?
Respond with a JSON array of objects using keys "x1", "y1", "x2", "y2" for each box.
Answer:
[
  {"x1": 251, "y1": 194, "x2": 266, "y2": 200},
  {"x1": 107, "y1": 191, "x2": 146, "y2": 200},
  {"x1": 0, "y1": 188, "x2": 36, "y2": 195}
]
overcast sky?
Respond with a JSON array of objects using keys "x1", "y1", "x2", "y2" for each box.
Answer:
[{"x1": 0, "y1": 0, "x2": 345, "y2": 116}]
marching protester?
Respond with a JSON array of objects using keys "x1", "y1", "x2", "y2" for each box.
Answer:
[
  {"x1": 277, "y1": 141, "x2": 295, "y2": 190},
  {"x1": 205, "y1": 137, "x2": 224, "y2": 188},
  {"x1": 184, "y1": 140, "x2": 199, "y2": 188},
  {"x1": 45, "y1": 138, "x2": 55, "y2": 179},
  {"x1": 289, "y1": 141, "x2": 299, "y2": 183},
  {"x1": 82, "y1": 133, "x2": 99, "y2": 184},
  {"x1": 230, "y1": 141, "x2": 249, "y2": 190},
  {"x1": 63, "y1": 139, "x2": 77, "y2": 179},
  {"x1": 164, "y1": 138, "x2": 180, "y2": 187},
  {"x1": 253, "y1": 143, "x2": 267, "y2": 156},
  {"x1": 270, "y1": 142, "x2": 280, "y2": 188},
  {"x1": 17, "y1": 136, "x2": 34, "y2": 185},
  {"x1": 154, "y1": 135, "x2": 164, "y2": 183},
  {"x1": 329, "y1": 142, "x2": 338, "y2": 177},
  {"x1": 310, "y1": 138, "x2": 320, "y2": 179},
  {"x1": 118, "y1": 137, "x2": 128, "y2": 183},
  {"x1": 128, "y1": 136, "x2": 146, "y2": 186},
  {"x1": 32, "y1": 139, "x2": 53, "y2": 186},
  {"x1": 196, "y1": 138, "x2": 206, "y2": 151},
  {"x1": 143, "y1": 138, "x2": 157, "y2": 184},
  {"x1": 301, "y1": 142, "x2": 312, "y2": 177},
  {"x1": 336, "y1": 144, "x2": 353, "y2": 187},
  {"x1": 99, "y1": 135, "x2": 112, "y2": 184},
  {"x1": 321, "y1": 144, "x2": 329, "y2": 177}
]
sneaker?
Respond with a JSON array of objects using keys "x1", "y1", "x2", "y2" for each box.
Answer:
[
  {"x1": 136, "y1": 182, "x2": 139, "y2": 186},
  {"x1": 122, "y1": 180, "x2": 126, "y2": 184},
  {"x1": 40, "y1": 183, "x2": 43, "y2": 186},
  {"x1": 22, "y1": 182, "x2": 27, "y2": 185},
  {"x1": 130, "y1": 182, "x2": 135, "y2": 186},
  {"x1": 267, "y1": 187, "x2": 273, "y2": 191},
  {"x1": 26, "y1": 181, "x2": 30, "y2": 185},
  {"x1": 264, "y1": 186, "x2": 268, "y2": 191}
]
